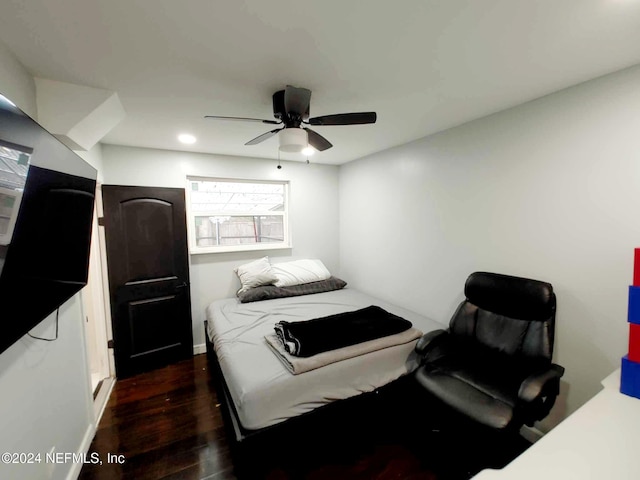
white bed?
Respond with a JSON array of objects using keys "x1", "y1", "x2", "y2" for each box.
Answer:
[{"x1": 205, "y1": 287, "x2": 444, "y2": 431}]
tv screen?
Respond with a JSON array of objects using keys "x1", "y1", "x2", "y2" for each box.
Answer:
[{"x1": 0, "y1": 93, "x2": 97, "y2": 355}]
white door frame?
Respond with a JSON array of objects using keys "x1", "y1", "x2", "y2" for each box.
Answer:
[{"x1": 81, "y1": 182, "x2": 115, "y2": 420}]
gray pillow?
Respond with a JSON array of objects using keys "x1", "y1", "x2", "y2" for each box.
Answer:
[{"x1": 237, "y1": 276, "x2": 347, "y2": 303}]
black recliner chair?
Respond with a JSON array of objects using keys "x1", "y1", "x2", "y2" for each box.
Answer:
[{"x1": 415, "y1": 272, "x2": 564, "y2": 431}]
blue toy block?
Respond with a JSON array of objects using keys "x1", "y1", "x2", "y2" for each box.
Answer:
[
  {"x1": 621, "y1": 355, "x2": 640, "y2": 399},
  {"x1": 628, "y1": 286, "x2": 640, "y2": 325}
]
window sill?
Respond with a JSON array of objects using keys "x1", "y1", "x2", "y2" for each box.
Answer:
[{"x1": 189, "y1": 243, "x2": 292, "y2": 255}]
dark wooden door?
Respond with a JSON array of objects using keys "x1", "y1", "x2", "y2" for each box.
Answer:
[{"x1": 102, "y1": 185, "x2": 193, "y2": 378}]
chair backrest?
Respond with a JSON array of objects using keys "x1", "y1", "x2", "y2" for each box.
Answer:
[{"x1": 449, "y1": 272, "x2": 556, "y2": 361}]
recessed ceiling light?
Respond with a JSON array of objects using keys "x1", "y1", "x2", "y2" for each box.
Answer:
[
  {"x1": 178, "y1": 133, "x2": 196, "y2": 144},
  {"x1": 301, "y1": 146, "x2": 315, "y2": 156}
]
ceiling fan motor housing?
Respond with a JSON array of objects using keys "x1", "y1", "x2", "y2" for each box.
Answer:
[{"x1": 272, "y1": 90, "x2": 309, "y2": 125}]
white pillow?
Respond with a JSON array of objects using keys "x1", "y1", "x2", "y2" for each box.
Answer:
[
  {"x1": 234, "y1": 257, "x2": 278, "y2": 293},
  {"x1": 271, "y1": 259, "x2": 331, "y2": 287}
]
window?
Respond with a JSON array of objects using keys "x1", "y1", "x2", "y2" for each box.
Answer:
[{"x1": 186, "y1": 177, "x2": 290, "y2": 254}]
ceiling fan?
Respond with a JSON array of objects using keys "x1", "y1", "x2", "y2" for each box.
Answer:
[{"x1": 205, "y1": 85, "x2": 376, "y2": 152}]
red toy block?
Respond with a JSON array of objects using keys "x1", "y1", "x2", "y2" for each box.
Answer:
[
  {"x1": 630, "y1": 323, "x2": 640, "y2": 362},
  {"x1": 634, "y1": 249, "x2": 640, "y2": 286}
]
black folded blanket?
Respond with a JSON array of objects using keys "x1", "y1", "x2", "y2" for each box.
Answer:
[{"x1": 274, "y1": 305, "x2": 412, "y2": 357}]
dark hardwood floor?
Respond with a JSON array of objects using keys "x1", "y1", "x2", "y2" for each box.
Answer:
[{"x1": 79, "y1": 354, "x2": 530, "y2": 480}]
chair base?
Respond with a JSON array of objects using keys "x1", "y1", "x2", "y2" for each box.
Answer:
[{"x1": 409, "y1": 383, "x2": 532, "y2": 477}]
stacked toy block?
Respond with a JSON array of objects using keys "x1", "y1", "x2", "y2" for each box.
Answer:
[{"x1": 621, "y1": 248, "x2": 640, "y2": 398}]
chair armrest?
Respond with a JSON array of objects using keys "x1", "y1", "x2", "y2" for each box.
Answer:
[
  {"x1": 415, "y1": 329, "x2": 448, "y2": 355},
  {"x1": 518, "y1": 364, "x2": 565, "y2": 403}
]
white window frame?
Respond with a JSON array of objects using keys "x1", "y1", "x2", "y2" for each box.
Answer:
[{"x1": 186, "y1": 176, "x2": 291, "y2": 254}]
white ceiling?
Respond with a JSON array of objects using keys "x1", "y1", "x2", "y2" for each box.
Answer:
[{"x1": 1, "y1": 0, "x2": 639, "y2": 165}]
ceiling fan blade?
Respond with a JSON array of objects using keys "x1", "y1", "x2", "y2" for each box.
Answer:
[
  {"x1": 205, "y1": 115, "x2": 281, "y2": 125},
  {"x1": 308, "y1": 112, "x2": 377, "y2": 126},
  {"x1": 245, "y1": 128, "x2": 282, "y2": 145},
  {"x1": 305, "y1": 128, "x2": 333, "y2": 151},
  {"x1": 284, "y1": 85, "x2": 311, "y2": 117}
]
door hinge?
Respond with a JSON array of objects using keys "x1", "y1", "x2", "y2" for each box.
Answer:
[
  {"x1": 97, "y1": 216, "x2": 105, "y2": 226},
  {"x1": 107, "y1": 339, "x2": 114, "y2": 349}
]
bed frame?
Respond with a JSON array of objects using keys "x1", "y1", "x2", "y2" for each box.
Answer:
[{"x1": 204, "y1": 320, "x2": 416, "y2": 447}]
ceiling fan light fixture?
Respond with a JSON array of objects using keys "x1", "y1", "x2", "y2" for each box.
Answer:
[
  {"x1": 278, "y1": 128, "x2": 308, "y2": 152},
  {"x1": 301, "y1": 146, "x2": 315, "y2": 156}
]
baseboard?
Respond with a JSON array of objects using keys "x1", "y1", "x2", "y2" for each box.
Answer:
[
  {"x1": 193, "y1": 343, "x2": 207, "y2": 355},
  {"x1": 65, "y1": 422, "x2": 97, "y2": 480},
  {"x1": 519, "y1": 424, "x2": 544, "y2": 443}
]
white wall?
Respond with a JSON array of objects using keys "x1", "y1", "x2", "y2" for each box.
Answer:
[
  {"x1": 76, "y1": 143, "x2": 104, "y2": 184},
  {"x1": 339, "y1": 64, "x2": 640, "y2": 429},
  {"x1": 0, "y1": 41, "x2": 95, "y2": 480},
  {"x1": 101, "y1": 144, "x2": 340, "y2": 348},
  {"x1": 0, "y1": 298, "x2": 94, "y2": 479},
  {"x1": 0, "y1": 41, "x2": 36, "y2": 118}
]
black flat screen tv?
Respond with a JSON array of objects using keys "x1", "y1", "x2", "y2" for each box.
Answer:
[{"x1": 0, "y1": 93, "x2": 97, "y2": 355}]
